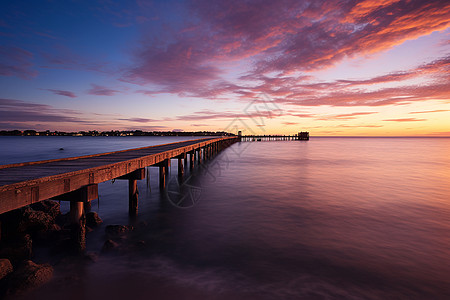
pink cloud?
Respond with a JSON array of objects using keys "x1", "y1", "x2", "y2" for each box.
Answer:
[
  {"x1": 316, "y1": 112, "x2": 378, "y2": 120},
  {"x1": 118, "y1": 117, "x2": 156, "y2": 123},
  {"x1": 0, "y1": 98, "x2": 94, "y2": 126},
  {"x1": 125, "y1": 0, "x2": 449, "y2": 104},
  {"x1": 45, "y1": 89, "x2": 77, "y2": 98},
  {"x1": 0, "y1": 46, "x2": 37, "y2": 79},
  {"x1": 87, "y1": 84, "x2": 121, "y2": 96}
]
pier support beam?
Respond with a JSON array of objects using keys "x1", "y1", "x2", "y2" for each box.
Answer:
[
  {"x1": 189, "y1": 151, "x2": 194, "y2": 169},
  {"x1": 53, "y1": 184, "x2": 99, "y2": 254},
  {"x1": 158, "y1": 159, "x2": 170, "y2": 189},
  {"x1": 128, "y1": 179, "x2": 138, "y2": 217},
  {"x1": 178, "y1": 157, "x2": 184, "y2": 178},
  {"x1": 69, "y1": 201, "x2": 85, "y2": 253},
  {"x1": 117, "y1": 168, "x2": 145, "y2": 216},
  {"x1": 198, "y1": 149, "x2": 202, "y2": 164}
]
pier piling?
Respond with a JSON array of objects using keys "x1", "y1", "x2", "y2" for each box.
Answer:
[{"x1": 69, "y1": 201, "x2": 86, "y2": 253}]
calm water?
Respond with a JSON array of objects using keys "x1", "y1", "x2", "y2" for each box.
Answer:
[{"x1": 2, "y1": 137, "x2": 450, "y2": 299}]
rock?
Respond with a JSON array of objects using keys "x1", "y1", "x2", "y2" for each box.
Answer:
[
  {"x1": 84, "y1": 252, "x2": 98, "y2": 262},
  {"x1": 0, "y1": 234, "x2": 32, "y2": 265},
  {"x1": 0, "y1": 259, "x2": 13, "y2": 280},
  {"x1": 7, "y1": 260, "x2": 53, "y2": 294},
  {"x1": 55, "y1": 212, "x2": 69, "y2": 227},
  {"x1": 101, "y1": 240, "x2": 119, "y2": 253},
  {"x1": 17, "y1": 207, "x2": 53, "y2": 233},
  {"x1": 105, "y1": 225, "x2": 133, "y2": 239},
  {"x1": 136, "y1": 221, "x2": 148, "y2": 230},
  {"x1": 86, "y1": 211, "x2": 103, "y2": 227},
  {"x1": 30, "y1": 200, "x2": 61, "y2": 220},
  {"x1": 34, "y1": 223, "x2": 63, "y2": 242}
]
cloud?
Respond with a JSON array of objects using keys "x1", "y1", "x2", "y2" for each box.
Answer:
[
  {"x1": 40, "y1": 45, "x2": 111, "y2": 73},
  {"x1": 335, "y1": 124, "x2": 383, "y2": 128},
  {"x1": 87, "y1": 84, "x2": 121, "y2": 96},
  {"x1": 175, "y1": 108, "x2": 285, "y2": 122},
  {"x1": 316, "y1": 112, "x2": 378, "y2": 120},
  {"x1": 0, "y1": 46, "x2": 37, "y2": 79},
  {"x1": 44, "y1": 89, "x2": 77, "y2": 98},
  {"x1": 383, "y1": 118, "x2": 427, "y2": 122},
  {"x1": 123, "y1": 0, "x2": 449, "y2": 104},
  {"x1": 0, "y1": 98, "x2": 89, "y2": 124},
  {"x1": 282, "y1": 122, "x2": 298, "y2": 126},
  {"x1": 409, "y1": 109, "x2": 450, "y2": 114},
  {"x1": 118, "y1": 117, "x2": 156, "y2": 123}
]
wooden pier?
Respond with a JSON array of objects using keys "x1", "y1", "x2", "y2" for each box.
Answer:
[
  {"x1": 239, "y1": 131, "x2": 309, "y2": 141},
  {"x1": 0, "y1": 136, "x2": 238, "y2": 251}
]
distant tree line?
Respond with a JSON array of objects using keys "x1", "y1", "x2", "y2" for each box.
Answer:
[{"x1": 0, "y1": 130, "x2": 236, "y2": 137}]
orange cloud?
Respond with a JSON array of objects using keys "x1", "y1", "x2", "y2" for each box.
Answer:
[{"x1": 383, "y1": 118, "x2": 427, "y2": 122}]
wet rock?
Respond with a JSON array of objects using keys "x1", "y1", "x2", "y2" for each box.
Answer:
[
  {"x1": 30, "y1": 200, "x2": 61, "y2": 220},
  {"x1": 136, "y1": 221, "x2": 148, "y2": 230},
  {"x1": 101, "y1": 239, "x2": 119, "y2": 253},
  {"x1": 0, "y1": 259, "x2": 13, "y2": 280},
  {"x1": 86, "y1": 211, "x2": 103, "y2": 227},
  {"x1": 105, "y1": 225, "x2": 133, "y2": 239},
  {"x1": 18, "y1": 207, "x2": 54, "y2": 233},
  {"x1": 34, "y1": 223, "x2": 63, "y2": 242},
  {"x1": 135, "y1": 240, "x2": 146, "y2": 248},
  {"x1": 55, "y1": 212, "x2": 70, "y2": 228},
  {"x1": 0, "y1": 234, "x2": 32, "y2": 265},
  {"x1": 84, "y1": 252, "x2": 98, "y2": 262},
  {"x1": 7, "y1": 260, "x2": 53, "y2": 294}
]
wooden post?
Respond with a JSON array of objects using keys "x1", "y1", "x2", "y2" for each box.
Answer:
[
  {"x1": 159, "y1": 164, "x2": 166, "y2": 189},
  {"x1": 129, "y1": 178, "x2": 138, "y2": 216},
  {"x1": 178, "y1": 157, "x2": 184, "y2": 178},
  {"x1": 70, "y1": 201, "x2": 85, "y2": 253},
  {"x1": 190, "y1": 151, "x2": 194, "y2": 169},
  {"x1": 198, "y1": 149, "x2": 202, "y2": 164},
  {"x1": 84, "y1": 201, "x2": 92, "y2": 212}
]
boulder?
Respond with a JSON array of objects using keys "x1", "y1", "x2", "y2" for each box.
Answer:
[
  {"x1": 30, "y1": 200, "x2": 60, "y2": 220},
  {"x1": 34, "y1": 223, "x2": 63, "y2": 242},
  {"x1": 86, "y1": 212, "x2": 103, "y2": 227},
  {"x1": 0, "y1": 234, "x2": 32, "y2": 265},
  {"x1": 17, "y1": 207, "x2": 53, "y2": 233},
  {"x1": 101, "y1": 239, "x2": 119, "y2": 253},
  {"x1": 7, "y1": 260, "x2": 53, "y2": 294},
  {"x1": 105, "y1": 225, "x2": 133, "y2": 239},
  {"x1": 0, "y1": 259, "x2": 13, "y2": 280}
]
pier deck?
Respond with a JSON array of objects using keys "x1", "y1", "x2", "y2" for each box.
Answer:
[{"x1": 0, "y1": 137, "x2": 238, "y2": 215}]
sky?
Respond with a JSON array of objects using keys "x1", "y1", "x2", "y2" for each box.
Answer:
[{"x1": 0, "y1": 0, "x2": 449, "y2": 136}]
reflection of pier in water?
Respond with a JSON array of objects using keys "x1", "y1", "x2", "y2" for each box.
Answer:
[{"x1": 0, "y1": 131, "x2": 309, "y2": 251}]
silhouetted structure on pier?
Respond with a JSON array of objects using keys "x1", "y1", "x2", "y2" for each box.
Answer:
[{"x1": 240, "y1": 131, "x2": 310, "y2": 141}]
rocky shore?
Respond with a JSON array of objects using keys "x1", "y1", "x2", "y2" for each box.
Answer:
[{"x1": 0, "y1": 201, "x2": 107, "y2": 297}]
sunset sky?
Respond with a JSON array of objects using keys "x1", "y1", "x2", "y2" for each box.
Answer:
[{"x1": 0, "y1": 0, "x2": 449, "y2": 136}]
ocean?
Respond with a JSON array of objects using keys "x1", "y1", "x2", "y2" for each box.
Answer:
[{"x1": 1, "y1": 136, "x2": 450, "y2": 299}]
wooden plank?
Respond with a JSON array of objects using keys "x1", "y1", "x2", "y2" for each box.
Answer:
[{"x1": 0, "y1": 137, "x2": 238, "y2": 214}]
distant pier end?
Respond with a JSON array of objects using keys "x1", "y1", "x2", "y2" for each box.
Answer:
[
  {"x1": 240, "y1": 131, "x2": 310, "y2": 141},
  {"x1": 298, "y1": 131, "x2": 309, "y2": 140}
]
